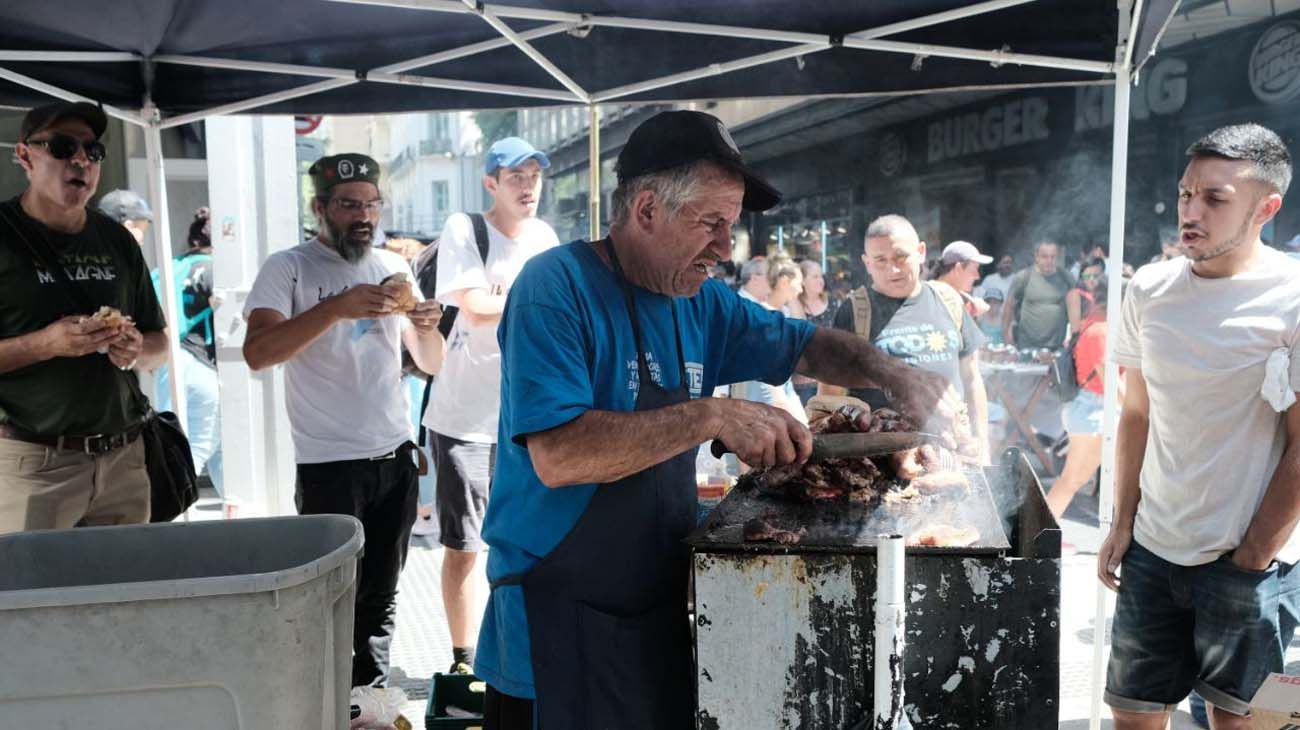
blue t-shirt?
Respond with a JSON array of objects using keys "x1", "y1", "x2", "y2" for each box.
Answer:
[{"x1": 475, "y1": 241, "x2": 816, "y2": 698}]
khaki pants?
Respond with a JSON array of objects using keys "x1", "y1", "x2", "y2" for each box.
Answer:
[{"x1": 0, "y1": 437, "x2": 150, "y2": 534}]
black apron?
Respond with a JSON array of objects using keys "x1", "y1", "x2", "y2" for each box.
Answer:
[{"x1": 491, "y1": 239, "x2": 698, "y2": 729}]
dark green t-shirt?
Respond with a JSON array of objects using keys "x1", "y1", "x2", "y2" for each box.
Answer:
[
  {"x1": 1007, "y1": 267, "x2": 1073, "y2": 349},
  {"x1": 0, "y1": 198, "x2": 166, "y2": 436}
]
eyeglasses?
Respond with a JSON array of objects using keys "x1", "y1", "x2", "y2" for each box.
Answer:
[
  {"x1": 1081, "y1": 272, "x2": 1101, "y2": 280},
  {"x1": 329, "y1": 197, "x2": 385, "y2": 214},
  {"x1": 24, "y1": 134, "x2": 106, "y2": 163}
]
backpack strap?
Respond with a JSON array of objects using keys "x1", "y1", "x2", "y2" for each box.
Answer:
[
  {"x1": 926, "y1": 280, "x2": 966, "y2": 332},
  {"x1": 848, "y1": 285, "x2": 872, "y2": 340},
  {"x1": 468, "y1": 213, "x2": 490, "y2": 264}
]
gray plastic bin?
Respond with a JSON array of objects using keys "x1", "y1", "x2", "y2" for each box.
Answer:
[{"x1": 0, "y1": 515, "x2": 363, "y2": 729}]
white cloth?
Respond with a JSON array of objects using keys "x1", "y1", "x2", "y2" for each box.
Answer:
[
  {"x1": 1113, "y1": 248, "x2": 1300, "y2": 566},
  {"x1": 974, "y1": 272, "x2": 1013, "y2": 300},
  {"x1": 423, "y1": 213, "x2": 558, "y2": 443},
  {"x1": 1264, "y1": 348, "x2": 1297, "y2": 412},
  {"x1": 243, "y1": 240, "x2": 420, "y2": 463}
]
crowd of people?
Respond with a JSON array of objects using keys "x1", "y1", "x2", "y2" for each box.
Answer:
[{"x1": 1, "y1": 98, "x2": 1298, "y2": 730}]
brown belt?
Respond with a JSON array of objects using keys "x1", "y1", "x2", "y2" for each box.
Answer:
[{"x1": 0, "y1": 423, "x2": 145, "y2": 455}]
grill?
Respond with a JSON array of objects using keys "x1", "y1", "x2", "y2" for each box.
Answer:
[{"x1": 688, "y1": 448, "x2": 1061, "y2": 730}]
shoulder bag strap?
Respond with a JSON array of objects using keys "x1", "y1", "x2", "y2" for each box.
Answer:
[
  {"x1": 925, "y1": 280, "x2": 966, "y2": 331},
  {"x1": 849, "y1": 286, "x2": 872, "y2": 340},
  {"x1": 468, "y1": 212, "x2": 490, "y2": 264}
]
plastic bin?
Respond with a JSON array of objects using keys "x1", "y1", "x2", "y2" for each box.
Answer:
[
  {"x1": 0, "y1": 515, "x2": 363, "y2": 729},
  {"x1": 425, "y1": 673, "x2": 486, "y2": 729}
]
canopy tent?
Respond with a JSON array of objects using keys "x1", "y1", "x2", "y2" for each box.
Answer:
[{"x1": 0, "y1": 1, "x2": 1180, "y2": 727}]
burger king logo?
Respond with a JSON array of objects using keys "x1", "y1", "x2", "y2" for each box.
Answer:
[{"x1": 1249, "y1": 21, "x2": 1300, "y2": 104}]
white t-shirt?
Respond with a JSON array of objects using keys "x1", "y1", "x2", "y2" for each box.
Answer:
[
  {"x1": 974, "y1": 272, "x2": 1013, "y2": 300},
  {"x1": 1113, "y1": 247, "x2": 1300, "y2": 566},
  {"x1": 243, "y1": 239, "x2": 420, "y2": 463},
  {"x1": 423, "y1": 213, "x2": 558, "y2": 442}
]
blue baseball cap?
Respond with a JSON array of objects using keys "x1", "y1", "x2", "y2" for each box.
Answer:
[{"x1": 484, "y1": 137, "x2": 550, "y2": 175}]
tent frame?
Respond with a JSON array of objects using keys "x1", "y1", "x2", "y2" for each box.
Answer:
[{"x1": 0, "y1": 1, "x2": 1150, "y2": 724}]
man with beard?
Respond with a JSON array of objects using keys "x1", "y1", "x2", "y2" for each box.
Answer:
[
  {"x1": 1099, "y1": 124, "x2": 1300, "y2": 730},
  {"x1": 242, "y1": 153, "x2": 444, "y2": 689},
  {"x1": 0, "y1": 101, "x2": 167, "y2": 533},
  {"x1": 421, "y1": 137, "x2": 558, "y2": 675}
]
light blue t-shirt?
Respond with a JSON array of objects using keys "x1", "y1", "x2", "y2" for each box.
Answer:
[{"x1": 475, "y1": 241, "x2": 816, "y2": 698}]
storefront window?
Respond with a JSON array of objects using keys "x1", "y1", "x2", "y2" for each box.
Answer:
[{"x1": 758, "y1": 189, "x2": 855, "y2": 301}]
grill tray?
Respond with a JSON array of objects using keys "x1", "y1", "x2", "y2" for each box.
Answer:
[{"x1": 687, "y1": 466, "x2": 1011, "y2": 555}]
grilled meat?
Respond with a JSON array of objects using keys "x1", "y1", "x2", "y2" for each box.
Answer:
[
  {"x1": 909, "y1": 524, "x2": 979, "y2": 547},
  {"x1": 911, "y1": 470, "x2": 969, "y2": 496},
  {"x1": 743, "y1": 516, "x2": 807, "y2": 545}
]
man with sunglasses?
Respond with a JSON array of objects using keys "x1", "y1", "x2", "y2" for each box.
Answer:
[
  {"x1": 0, "y1": 101, "x2": 168, "y2": 534},
  {"x1": 242, "y1": 153, "x2": 444, "y2": 690}
]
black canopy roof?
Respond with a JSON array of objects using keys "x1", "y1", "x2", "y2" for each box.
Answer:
[{"x1": 0, "y1": 0, "x2": 1178, "y2": 121}]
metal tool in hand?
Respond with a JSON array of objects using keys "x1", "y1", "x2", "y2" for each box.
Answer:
[{"x1": 710, "y1": 431, "x2": 943, "y2": 463}]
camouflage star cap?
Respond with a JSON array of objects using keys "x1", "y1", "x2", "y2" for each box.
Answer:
[{"x1": 308, "y1": 153, "x2": 381, "y2": 195}]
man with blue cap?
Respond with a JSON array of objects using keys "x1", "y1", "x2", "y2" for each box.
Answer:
[{"x1": 422, "y1": 136, "x2": 558, "y2": 674}]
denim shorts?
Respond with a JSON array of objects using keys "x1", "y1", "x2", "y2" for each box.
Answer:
[
  {"x1": 1062, "y1": 388, "x2": 1103, "y2": 436},
  {"x1": 1105, "y1": 540, "x2": 1300, "y2": 716}
]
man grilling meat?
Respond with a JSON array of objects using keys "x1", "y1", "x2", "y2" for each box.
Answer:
[{"x1": 474, "y1": 110, "x2": 953, "y2": 730}]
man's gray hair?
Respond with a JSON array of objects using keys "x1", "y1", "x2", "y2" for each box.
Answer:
[
  {"x1": 739, "y1": 257, "x2": 768, "y2": 285},
  {"x1": 609, "y1": 160, "x2": 722, "y2": 227},
  {"x1": 865, "y1": 214, "x2": 919, "y2": 242}
]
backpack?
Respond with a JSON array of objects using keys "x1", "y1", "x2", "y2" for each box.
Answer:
[
  {"x1": 415, "y1": 212, "x2": 489, "y2": 446},
  {"x1": 418, "y1": 213, "x2": 490, "y2": 339},
  {"x1": 846, "y1": 280, "x2": 965, "y2": 340},
  {"x1": 1049, "y1": 322, "x2": 1099, "y2": 403}
]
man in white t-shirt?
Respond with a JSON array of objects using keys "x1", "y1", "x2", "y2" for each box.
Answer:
[
  {"x1": 1099, "y1": 124, "x2": 1300, "y2": 730},
  {"x1": 422, "y1": 137, "x2": 559, "y2": 673},
  {"x1": 973, "y1": 253, "x2": 1014, "y2": 299},
  {"x1": 242, "y1": 154, "x2": 444, "y2": 689}
]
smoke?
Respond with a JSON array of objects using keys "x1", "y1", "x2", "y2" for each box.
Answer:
[{"x1": 1020, "y1": 150, "x2": 1112, "y2": 259}]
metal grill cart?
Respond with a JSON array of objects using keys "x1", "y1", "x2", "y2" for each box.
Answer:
[{"x1": 689, "y1": 449, "x2": 1060, "y2": 730}]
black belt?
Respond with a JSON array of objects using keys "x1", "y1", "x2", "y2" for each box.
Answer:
[{"x1": 0, "y1": 423, "x2": 144, "y2": 455}]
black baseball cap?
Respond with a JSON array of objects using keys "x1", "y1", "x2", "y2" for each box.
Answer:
[
  {"x1": 308, "y1": 153, "x2": 381, "y2": 194},
  {"x1": 20, "y1": 101, "x2": 108, "y2": 142},
  {"x1": 616, "y1": 110, "x2": 781, "y2": 212}
]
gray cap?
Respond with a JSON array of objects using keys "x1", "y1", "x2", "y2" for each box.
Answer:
[
  {"x1": 941, "y1": 240, "x2": 993, "y2": 265},
  {"x1": 97, "y1": 190, "x2": 153, "y2": 223}
]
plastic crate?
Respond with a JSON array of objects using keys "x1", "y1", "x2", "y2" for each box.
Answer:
[
  {"x1": 0, "y1": 515, "x2": 363, "y2": 729},
  {"x1": 425, "y1": 672, "x2": 487, "y2": 729}
]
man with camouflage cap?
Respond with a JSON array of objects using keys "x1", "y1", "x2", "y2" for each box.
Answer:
[{"x1": 242, "y1": 153, "x2": 444, "y2": 688}]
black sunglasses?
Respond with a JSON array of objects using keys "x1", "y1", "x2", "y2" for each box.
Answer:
[{"x1": 25, "y1": 134, "x2": 106, "y2": 163}]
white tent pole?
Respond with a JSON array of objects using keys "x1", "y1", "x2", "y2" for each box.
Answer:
[
  {"x1": 465, "y1": 0, "x2": 591, "y2": 103},
  {"x1": 0, "y1": 51, "x2": 138, "y2": 63},
  {"x1": 0, "y1": 66, "x2": 139, "y2": 125},
  {"x1": 157, "y1": 78, "x2": 355, "y2": 129},
  {"x1": 153, "y1": 55, "x2": 355, "y2": 79},
  {"x1": 592, "y1": 44, "x2": 826, "y2": 103},
  {"x1": 378, "y1": 22, "x2": 575, "y2": 73},
  {"x1": 367, "y1": 72, "x2": 581, "y2": 102},
  {"x1": 154, "y1": 23, "x2": 573, "y2": 79},
  {"x1": 850, "y1": 0, "x2": 1036, "y2": 39},
  {"x1": 1091, "y1": 0, "x2": 1139, "y2": 725},
  {"x1": 840, "y1": 37, "x2": 1113, "y2": 74},
  {"x1": 588, "y1": 104, "x2": 600, "y2": 241},
  {"x1": 141, "y1": 106, "x2": 187, "y2": 433},
  {"x1": 154, "y1": 22, "x2": 577, "y2": 127}
]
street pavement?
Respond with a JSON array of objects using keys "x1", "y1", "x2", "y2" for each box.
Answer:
[{"x1": 188, "y1": 479, "x2": 1292, "y2": 729}]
